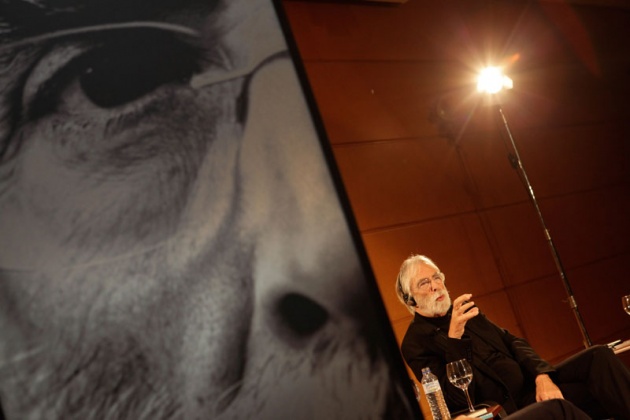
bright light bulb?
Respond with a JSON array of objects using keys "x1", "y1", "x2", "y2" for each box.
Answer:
[{"x1": 477, "y1": 66, "x2": 513, "y2": 94}]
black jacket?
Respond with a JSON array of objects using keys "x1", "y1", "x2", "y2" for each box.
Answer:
[{"x1": 401, "y1": 308, "x2": 555, "y2": 414}]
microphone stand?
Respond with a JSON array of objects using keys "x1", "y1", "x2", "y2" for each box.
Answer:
[{"x1": 496, "y1": 104, "x2": 593, "y2": 348}]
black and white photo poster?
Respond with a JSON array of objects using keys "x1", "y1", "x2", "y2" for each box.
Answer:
[{"x1": 0, "y1": 1, "x2": 419, "y2": 418}]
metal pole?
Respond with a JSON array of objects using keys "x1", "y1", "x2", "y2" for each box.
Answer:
[{"x1": 497, "y1": 105, "x2": 592, "y2": 348}]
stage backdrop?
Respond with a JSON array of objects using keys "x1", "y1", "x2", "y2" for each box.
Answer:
[{"x1": 0, "y1": 0, "x2": 420, "y2": 418}]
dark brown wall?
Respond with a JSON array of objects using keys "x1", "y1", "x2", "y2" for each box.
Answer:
[{"x1": 282, "y1": 0, "x2": 630, "y2": 365}]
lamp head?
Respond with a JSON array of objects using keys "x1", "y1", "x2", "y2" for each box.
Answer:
[{"x1": 477, "y1": 66, "x2": 513, "y2": 94}]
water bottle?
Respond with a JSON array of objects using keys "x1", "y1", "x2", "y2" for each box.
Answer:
[{"x1": 421, "y1": 367, "x2": 451, "y2": 420}]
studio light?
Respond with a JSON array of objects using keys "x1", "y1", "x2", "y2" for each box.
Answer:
[
  {"x1": 476, "y1": 66, "x2": 513, "y2": 94},
  {"x1": 476, "y1": 66, "x2": 592, "y2": 348}
]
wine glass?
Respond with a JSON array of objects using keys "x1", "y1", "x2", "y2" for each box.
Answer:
[
  {"x1": 446, "y1": 358, "x2": 475, "y2": 413},
  {"x1": 623, "y1": 295, "x2": 630, "y2": 316}
]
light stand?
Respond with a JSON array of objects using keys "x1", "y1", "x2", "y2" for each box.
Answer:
[
  {"x1": 474, "y1": 66, "x2": 592, "y2": 348},
  {"x1": 494, "y1": 103, "x2": 592, "y2": 348}
]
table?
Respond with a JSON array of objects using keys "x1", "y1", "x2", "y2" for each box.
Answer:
[
  {"x1": 452, "y1": 403, "x2": 507, "y2": 419},
  {"x1": 613, "y1": 339, "x2": 630, "y2": 368},
  {"x1": 613, "y1": 339, "x2": 630, "y2": 354}
]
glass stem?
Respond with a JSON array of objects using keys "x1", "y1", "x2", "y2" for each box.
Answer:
[{"x1": 464, "y1": 388, "x2": 475, "y2": 412}]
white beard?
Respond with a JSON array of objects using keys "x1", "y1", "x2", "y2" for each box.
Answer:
[{"x1": 416, "y1": 289, "x2": 452, "y2": 317}]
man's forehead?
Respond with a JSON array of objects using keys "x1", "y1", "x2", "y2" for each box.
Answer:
[
  {"x1": 411, "y1": 262, "x2": 439, "y2": 279},
  {"x1": 2, "y1": 0, "x2": 223, "y2": 37},
  {"x1": 2, "y1": 0, "x2": 284, "y2": 73},
  {"x1": 6, "y1": 0, "x2": 220, "y2": 17}
]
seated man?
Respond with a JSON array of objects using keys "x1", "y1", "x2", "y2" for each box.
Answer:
[{"x1": 396, "y1": 254, "x2": 630, "y2": 419}]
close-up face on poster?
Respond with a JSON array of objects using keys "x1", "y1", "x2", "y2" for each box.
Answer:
[{"x1": 0, "y1": 0, "x2": 419, "y2": 418}]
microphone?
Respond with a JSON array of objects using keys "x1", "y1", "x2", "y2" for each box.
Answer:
[{"x1": 462, "y1": 300, "x2": 477, "y2": 313}]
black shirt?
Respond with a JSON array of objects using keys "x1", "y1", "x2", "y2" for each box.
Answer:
[{"x1": 422, "y1": 313, "x2": 529, "y2": 408}]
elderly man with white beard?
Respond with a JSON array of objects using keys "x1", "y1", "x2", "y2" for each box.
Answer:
[{"x1": 395, "y1": 254, "x2": 630, "y2": 419}]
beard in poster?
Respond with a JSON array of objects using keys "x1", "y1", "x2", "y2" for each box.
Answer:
[{"x1": 0, "y1": 0, "x2": 416, "y2": 419}]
